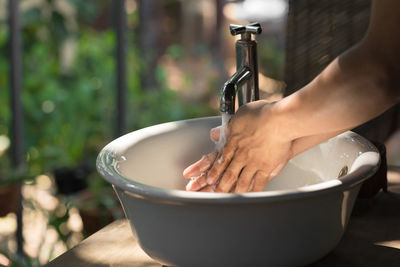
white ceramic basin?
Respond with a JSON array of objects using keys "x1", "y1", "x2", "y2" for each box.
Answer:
[{"x1": 97, "y1": 116, "x2": 379, "y2": 266}]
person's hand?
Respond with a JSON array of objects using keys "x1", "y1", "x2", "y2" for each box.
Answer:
[{"x1": 183, "y1": 100, "x2": 294, "y2": 193}]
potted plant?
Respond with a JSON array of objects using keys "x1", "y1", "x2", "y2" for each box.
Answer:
[
  {"x1": 0, "y1": 136, "x2": 32, "y2": 217},
  {"x1": 72, "y1": 172, "x2": 122, "y2": 236}
]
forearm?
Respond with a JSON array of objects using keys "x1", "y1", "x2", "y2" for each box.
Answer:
[
  {"x1": 275, "y1": 44, "x2": 396, "y2": 140},
  {"x1": 184, "y1": 0, "x2": 400, "y2": 193},
  {"x1": 291, "y1": 129, "x2": 349, "y2": 158},
  {"x1": 274, "y1": 34, "x2": 400, "y2": 142},
  {"x1": 273, "y1": 0, "x2": 400, "y2": 142}
]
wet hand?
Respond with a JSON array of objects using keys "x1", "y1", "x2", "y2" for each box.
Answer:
[{"x1": 184, "y1": 101, "x2": 294, "y2": 193}]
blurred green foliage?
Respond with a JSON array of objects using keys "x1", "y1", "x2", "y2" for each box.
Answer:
[
  {"x1": 258, "y1": 38, "x2": 285, "y2": 80},
  {"x1": 0, "y1": 2, "x2": 216, "y2": 261},
  {"x1": 0, "y1": 1, "x2": 287, "y2": 264},
  {"x1": 0, "y1": 27, "x2": 10, "y2": 138},
  {"x1": 21, "y1": 30, "x2": 116, "y2": 173},
  {"x1": 0, "y1": 1, "x2": 216, "y2": 182},
  {"x1": 0, "y1": 249, "x2": 41, "y2": 267}
]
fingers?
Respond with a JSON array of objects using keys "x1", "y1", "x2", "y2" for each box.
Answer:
[
  {"x1": 199, "y1": 184, "x2": 216, "y2": 192},
  {"x1": 186, "y1": 177, "x2": 217, "y2": 192},
  {"x1": 291, "y1": 130, "x2": 347, "y2": 157},
  {"x1": 252, "y1": 171, "x2": 270, "y2": 192},
  {"x1": 210, "y1": 126, "x2": 220, "y2": 142},
  {"x1": 205, "y1": 137, "x2": 238, "y2": 185},
  {"x1": 185, "y1": 175, "x2": 208, "y2": 191},
  {"x1": 234, "y1": 167, "x2": 256, "y2": 193},
  {"x1": 215, "y1": 159, "x2": 244, "y2": 193},
  {"x1": 187, "y1": 163, "x2": 283, "y2": 193},
  {"x1": 270, "y1": 161, "x2": 286, "y2": 178},
  {"x1": 183, "y1": 151, "x2": 218, "y2": 178}
]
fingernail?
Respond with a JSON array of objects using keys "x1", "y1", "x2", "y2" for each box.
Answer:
[
  {"x1": 185, "y1": 180, "x2": 194, "y2": 191},
  {"x1": 183, "y1": 165, "x2": 195, "y2": 177},
  {"x1": 183, "y1": 169, "x2": 191, "y2": 178},
  {"x1": 207, "y1": 175, "x2": 215, "y2": 185},
  {"x1": 186, "y1": 180, "x2": 200, "y2": 191}
]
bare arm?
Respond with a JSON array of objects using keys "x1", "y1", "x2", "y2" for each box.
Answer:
[
  {"x1": 184, "y1": 0, "x2": 400, "y2": 193},
  {"x1": 276, "y1": 0, "x2": 400, "y2": 139}
]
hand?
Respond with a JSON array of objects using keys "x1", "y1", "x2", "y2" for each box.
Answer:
[{"x1": 184, "y1": 100, "x2": 294, "y2": 193}]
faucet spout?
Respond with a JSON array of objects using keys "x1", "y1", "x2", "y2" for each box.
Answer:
[
  {"x1": 220, "y1": 66, "x2": 252, "y2": 114},
  {"x1": 219, "y1": 22, "x2": 262, "y2": 115}
]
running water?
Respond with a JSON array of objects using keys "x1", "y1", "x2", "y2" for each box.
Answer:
[
  {"x1": 188, "y1": 114, "x2": 231, "y2": 184},
  {"x1": 215, "y1": 114, "x2": 231, "y2": 162},
  {"x1": 186, "y1": 114, "x2": 231, "y2": 191}
]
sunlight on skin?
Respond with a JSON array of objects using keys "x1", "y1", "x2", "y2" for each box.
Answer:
[
  {"x1": 184, "y1": 149, "x2": 218, "y2": 191},
  {"x1": 183, "y1": 126, "x2": 216, "y2": 191},
  {"x1": 183, "y1": 127, "x2": 221, "y2": 192},
  {"x1": 183, "y1": 120, "x2": 347, "y2": 193},
  {"x1": 183, "y1": 102, "x2": 293, "y2": 193},
  {"x1": 183, "y1": 124, "x2": 276, "y2": 193},
  {"x1": 184, "y1": 0, "x2": 400, "y2": 194}
]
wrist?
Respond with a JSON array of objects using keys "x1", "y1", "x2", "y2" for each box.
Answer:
[{"x1": 264, "y1": 96, "x2": 302, "y2": 142}]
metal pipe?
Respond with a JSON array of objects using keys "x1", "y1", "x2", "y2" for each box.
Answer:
[
  {"x1": 235, "y1": 32, "x2": 260, "y2": 106},
  {"x1": 113, "y1": 0, "x2": 127, "y2": 137},
  {"x1": 220, "y1": 66, "x2": 252, "y2": 114},
  {"x1": 220, "y1": 23, "x2": 262, "y2": 114},
  {"x1": 8, "y1": 0, "x2": 24, "y2": 256}
]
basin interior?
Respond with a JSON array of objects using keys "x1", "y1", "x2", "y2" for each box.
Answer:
[{"x1": 112, "y1": 117, "x2": 376, "y2": 192}]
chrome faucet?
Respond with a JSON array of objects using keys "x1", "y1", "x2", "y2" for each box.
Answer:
[{"x1": 220, "y1": 22, "x2": 262, "y2": 114}]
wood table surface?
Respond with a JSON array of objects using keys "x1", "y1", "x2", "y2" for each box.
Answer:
[{"x1": 46, "y1": 172, "x2": 400, "y2": 267}]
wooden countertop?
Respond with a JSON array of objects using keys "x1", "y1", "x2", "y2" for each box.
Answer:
[{"x1": 46, "y1": 172, "x2": 400, "y2": 267}]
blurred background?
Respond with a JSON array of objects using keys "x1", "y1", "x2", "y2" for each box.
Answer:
[{"x1": 0, "y1": 0, "x2": 287, "y2": 265}]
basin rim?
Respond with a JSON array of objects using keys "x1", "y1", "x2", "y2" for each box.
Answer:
[{"x1": 96, "y1": 117, "x2": 380, "y2": 204}]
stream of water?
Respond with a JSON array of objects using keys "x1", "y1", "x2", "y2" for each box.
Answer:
[{"x1": 215, "y1": 113, "x2": 231, "y2": 155}]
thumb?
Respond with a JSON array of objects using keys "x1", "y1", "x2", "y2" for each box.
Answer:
[{"x1": 210, "y1": 126, "x2": 221, "y2": 142}]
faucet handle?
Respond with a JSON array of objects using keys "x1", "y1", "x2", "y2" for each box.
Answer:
[{"x1": 230, "y1": 22, "x2": 262, "y2": 36}]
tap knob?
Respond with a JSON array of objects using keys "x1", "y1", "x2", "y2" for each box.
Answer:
[{"x1": 229, "y1": 22, "x2": 262, "y2": 36}]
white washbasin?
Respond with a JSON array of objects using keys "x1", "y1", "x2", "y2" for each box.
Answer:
[{"x1": 97, "y1": 116, "x2": 379, "y2": 266}]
